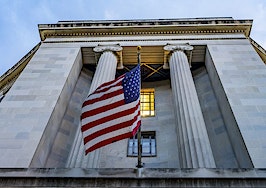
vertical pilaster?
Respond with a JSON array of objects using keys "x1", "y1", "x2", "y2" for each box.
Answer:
[
  {"x1": 165, "y1": 44, "x2": 216, "y2": 168},
  {"x1": 67, "y1": 45, "x2": 122, "y2": 168}
]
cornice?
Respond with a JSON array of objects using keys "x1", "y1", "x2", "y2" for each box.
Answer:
[
  {"x1": 42, "y1": 36, "x2": 247, "y2": 44},
  {"x1": 38, "y1": 18, "x2": 253, "y2": 41},
  {"x1": 0, "y1": 42, "x2": 41, "y2": 95},
  {"x1": 249, "y1": 37, "x2": 266, "y2": 64}
]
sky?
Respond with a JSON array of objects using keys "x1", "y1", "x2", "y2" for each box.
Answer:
[{"x1": 0, "y1": 0, "x2": 266, "y2": 76}]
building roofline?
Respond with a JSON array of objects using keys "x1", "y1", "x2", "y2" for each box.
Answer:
[
  {"x1": 0, "y1": 42, "x2": 41, "y2": 95},
  {"x1": 56, "y1": 17, "x2": 235, "y2": 24},
  {"x1": 38, "y1": 17, "x2": 253, "y2": 41},
  {"x1": 250, "y1": 37, "x2": 266, "y2": 64}
]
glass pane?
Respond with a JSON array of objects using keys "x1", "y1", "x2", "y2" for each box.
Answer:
[
  {"x1": 133, "y1": 146, "x2": 138, "y2": 154},
  {"x1": 142, "y1": 146, "x2": 150, "y2": 154},
  {"x1": 140, "y1": 89, "x2": 155, "y2": 117},
  {"x1": 142, "y1": 95, "x2": 149, "y2": 102},
  {"x1": 128, "y1": 147, "x2": 132, "y2": 154},
  {"x1": 128, "y1": 141, "x2": 133, "y2": 147},
  {"x1": 142, "y1": 105, "x2": 150, "y2": 111},
  {"x1": 151, "y1": 103, "x2": 155, "y2": 110},
  {"x1": 141, "y1": 111, "x2": 150, "y2": 116},
  {"x1": 127, "y1": 132, "x2": 156, "y2": 157}
]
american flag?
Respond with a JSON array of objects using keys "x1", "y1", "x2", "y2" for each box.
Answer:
[{"x1": 81, "y1": 65, "x2": 141, "y2": 155}]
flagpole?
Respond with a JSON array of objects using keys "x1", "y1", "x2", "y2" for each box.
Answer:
[{"x1": 136, "y1": 46, "x2": 143, "y2": 168}]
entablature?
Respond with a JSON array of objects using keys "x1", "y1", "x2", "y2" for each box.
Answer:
[{"x1": 38, "y1": 18, "x2": 253, "y2": 41}]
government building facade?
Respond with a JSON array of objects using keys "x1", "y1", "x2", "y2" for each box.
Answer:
[{"x1": 0, "y1": 17, "x2": 266, "y2": 187}]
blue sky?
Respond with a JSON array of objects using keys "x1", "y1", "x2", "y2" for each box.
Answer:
[{"x1": 0, "y1": 0, "x2": 266, "y2": 75}]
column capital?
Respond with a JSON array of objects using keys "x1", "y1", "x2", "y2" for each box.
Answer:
[
  {"x1": 93, "y1": 44, "x2": 123, "y2": 53},
  {"x1": 163, "y1": 44, "x2": 193, "y2": 69},
  {"x1": 163, "y1": 43, "x2": 193, "y2": 52},
  {"x1": 93, "y1": 44, "x2": 123, "y2": 69}
]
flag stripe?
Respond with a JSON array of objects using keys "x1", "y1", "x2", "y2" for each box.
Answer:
[
  {"x1": 85, "y1": 132, "x2": 133, "y2": 154},
  {"x1": 130, "y1": 105, "x2": 141, "y2": 134},
  {"x1": 85, "y1": 120, "x2": 141, "y2": 154},
  {"x1": 81, "y1": 100, "x2": 139, "y2": 132},
  {"x1": 83, "y1": 85, "x2": 122, "y2": 105},
  {"x1": 85, "y1": 123, "x2": 138, "y2": 151},
  {"x1": 82, "y1": 87, "x2": 123, "y2": 107},
  {"x1": 94, "y1": 75, "x2": 124, "y2": 92},
  {"x1": 82, "y1": 97, "x2": 139, "y2": 126},
  {"x1": 83, "y1": 110, "x2": 140, "y2": 143},
  {"x1": 81, "y1": 64, "x2": 141, "y2": 154},
  {"x1": 82, "y1": 99, "x2": 125, "y2": 119},
  {"x1": 94, "y1": 78, "x2": 123, "y2": 94},
  {"x1": 82, "y1": 103, "x2": 140, "y2": 139},
  {"x1": 132, "y1": 119, "x2": 141, "y2": 135},
  {"x1": 82, "y1": 92, "x2": 124, "y2": 115}
]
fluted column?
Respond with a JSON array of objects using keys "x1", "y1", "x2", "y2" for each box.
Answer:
[
  {"x1": 67, "y1": 45, "x2": 122, "y2": 168},
  {"x1": 164, "y1": 44, "x2": 215, "y2": 168}
]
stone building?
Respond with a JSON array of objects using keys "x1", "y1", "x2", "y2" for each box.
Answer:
[{"x1": 0, "y1": 17, "x2": 266, "y2": 187}]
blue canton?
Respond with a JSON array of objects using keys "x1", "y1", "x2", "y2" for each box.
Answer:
[{"x1": 122, "y1": 65, "x2": 140, "y2": 104}]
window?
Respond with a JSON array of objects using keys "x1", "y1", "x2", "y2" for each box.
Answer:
[
  {"x1": 127, "y1": 131, "x2": 156, "y2": 157},
  {"x1": 140, "y1": 89, "x2": 155, "y2": 117}
]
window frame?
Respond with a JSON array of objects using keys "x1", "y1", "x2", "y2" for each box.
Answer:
[
  {"x1": 140, "y1": 88, "x2": 155, "y2": 117},
  {"x1": 127, "y1": 131, "x2": 157, "y2": 157}
]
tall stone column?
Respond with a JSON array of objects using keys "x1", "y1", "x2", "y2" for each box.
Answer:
[
  {"x1": 164, "y1": 44, "x2": 215, "y2": 168},
  {"x1": 67, "y1": 45, "x2": 122, "y2": 168}
]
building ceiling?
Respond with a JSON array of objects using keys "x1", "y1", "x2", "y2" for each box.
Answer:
[{"x1": 82, "y1": 45, "x2": 206, "y2": 81}]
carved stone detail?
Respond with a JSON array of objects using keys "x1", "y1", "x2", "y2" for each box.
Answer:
[
  {"x1": 164, "y1": 43, "x2": 193, "y2": 51},
  {"x1": 93, "y1": 44, "x2": 123, "y2": 53}
]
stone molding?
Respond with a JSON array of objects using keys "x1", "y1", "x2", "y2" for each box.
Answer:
[
  {"x1": 40, "y1": 29, "x2": 249, "y2": 41},
  {"x1": 42, "y1": 36, "x2": 248, "y2": 44},
  {"x1": 38, "y1": 18, "x2": 252, "y2": 40},
  {"x1": 1, "y1": 168, "x2": 266, "y2": 187},
  {"x1": 164, "y1": 43, "x2": 194, "y2": 51},
  {"x1": 93, "y1": 44, "x2": 123, "y2": 52}
]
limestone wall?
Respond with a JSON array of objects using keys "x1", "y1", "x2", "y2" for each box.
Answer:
[
  {"x1": 44, "y1": 69, "x2": 93, "y2": 167},
  {"x1": 1, "y1": 33, "x2": 265, "y2": 169},
  {"x1": 0, "y1": 44, "x2": 82, "y2": 167},
  {"x1": 194, "y1": 67, "x2": 238, "y2": 168},
  {"x1": 206, "y1": 43, "x2": 266, "y2": 168}
]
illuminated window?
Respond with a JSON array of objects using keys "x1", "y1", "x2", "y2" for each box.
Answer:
[
  {"x1": 127, "y1": 131, "x2": 156, "y2": 157},
  {"x1": 140, "y1": 89, "x2": 155, "y2": 117}
]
